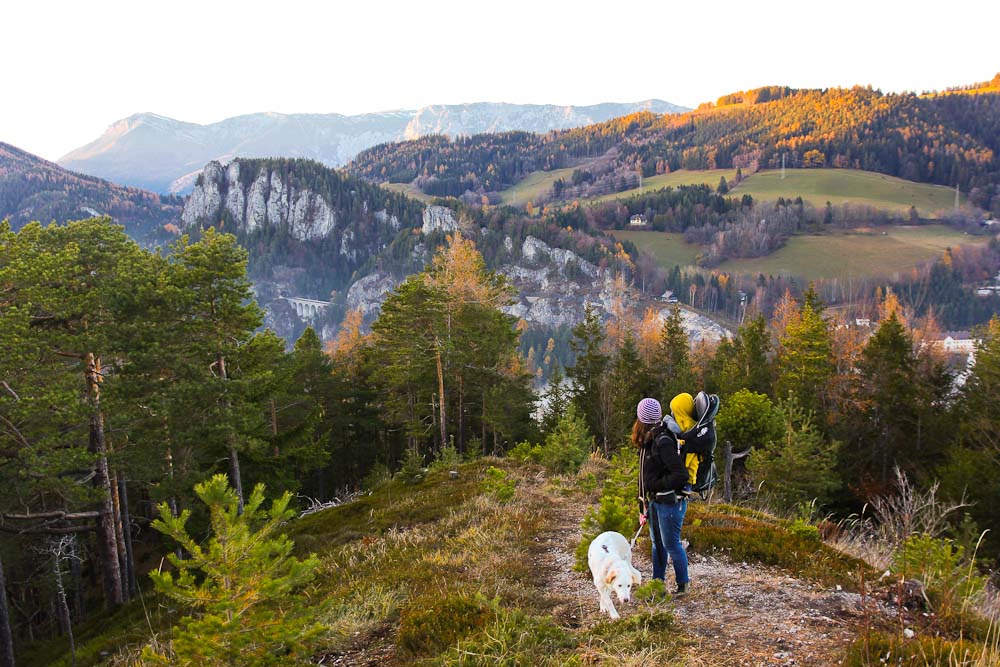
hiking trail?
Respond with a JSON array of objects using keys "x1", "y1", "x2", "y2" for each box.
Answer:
[
  {"x1": 319, "y1": 468, "x2": 892, "y2": 666},
  {"x1": 537, "y1": 476, "x2": 887, "y2": 667}
]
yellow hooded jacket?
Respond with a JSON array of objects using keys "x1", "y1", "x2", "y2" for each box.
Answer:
[{"x1": 670, "y1": 393, "x2": 699, "y2": 486}]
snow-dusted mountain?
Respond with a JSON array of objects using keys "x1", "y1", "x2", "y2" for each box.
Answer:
[{"x1": 58, "y1": 101, "x2": 687, "y2": 194}]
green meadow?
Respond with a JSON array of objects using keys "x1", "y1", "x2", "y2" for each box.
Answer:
[
  {"x1": 610, "y1": 230, "x2": 703, "y2": 268},
  {"x1": 614, "y1": 225, "x2": 988, "y2": 281},
  {"x1": 730, "y1": 168, "x2": 962, "y2": 216},
  {"x1": 382, "y1": 181, "x2": 436, "y2": 203},
  {"x1": 591, "y1": 169, "x2": 739, "y2": 203},
  {"x1": 498, "y1": 165, "x2": 580, "y2": 205}
]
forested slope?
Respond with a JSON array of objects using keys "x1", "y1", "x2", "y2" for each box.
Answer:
[
  {"x1": 0, "y1": 142, "x2": 182, "y2": 242},
  {"x1": 350, "y1": 79, "x2": 1000, "y2": 211}
]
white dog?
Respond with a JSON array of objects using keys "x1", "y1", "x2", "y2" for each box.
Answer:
[{"x1": 587, "y1": 531, "x2": 642, "y2": 619}]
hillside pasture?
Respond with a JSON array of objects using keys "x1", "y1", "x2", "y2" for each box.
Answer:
[
  {"x1": 610, "y1": 230, "x2": 702, "y2": 268},
  {"x1": 617, "y1": 225, "x2": 989, "y2": 281},
  {"x1": 498, "y1": 165, "x2": 581, "y2": 205},
  {"x1": 730, "y1": 168, "x2": 961, "y2": 216},
  {"x1": 381, "y1": 181, "x2": 436, "y2": 203},
  {"x1": 591, "y1": 169, "x2": 739, "y2": 203},
  {"x1": 722, "y1": 225, "x2": 989, "y2": 280}
]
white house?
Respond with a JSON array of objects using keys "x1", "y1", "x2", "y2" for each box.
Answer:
[
  {"x1": 660, "y1": 290, "x2": 678, "y2": 303},
  {"x1": 629, "y1": 214, "x2": 647, "y2": 227},
  {"x1": 939, "y1": 331, "x2": 978, "y2": 354}
]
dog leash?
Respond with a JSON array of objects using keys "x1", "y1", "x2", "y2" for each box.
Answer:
[{"x1": 630, "y1": 523, "x2": 644, "y2": 549}]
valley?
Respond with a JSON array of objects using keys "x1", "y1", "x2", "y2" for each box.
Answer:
[{"x1": 4, "y1": 68, "x2": 1000, "y2": 667}]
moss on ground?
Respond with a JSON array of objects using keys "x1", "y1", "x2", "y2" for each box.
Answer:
[{"x1": 686, "y1": 502, "x2": 873, "y2": 588}]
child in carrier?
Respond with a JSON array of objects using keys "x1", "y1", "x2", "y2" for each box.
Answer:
[{"x1": 666, "y1": 391, "x2": 719, "y2": 498}]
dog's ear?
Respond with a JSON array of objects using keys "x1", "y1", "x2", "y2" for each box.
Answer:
[
  {"x1": 630, "y1": 566, "x2": 642, "y2": 585},
  {"x1": 604, "y1": 566, "x2": 618, "y2": 585}
]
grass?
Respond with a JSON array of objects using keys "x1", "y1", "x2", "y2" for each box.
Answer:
[
  {"x1": 590, "y1": 169, "x2": 738, "y2": 203},
  {"x1": 685, "y1": 502, "x2": 874, "y2": 588},
  {"x1": 609, "y1": 230, "x2": 702, "y2": 268},
  {"x1": 25, "y1": 459, "x2": 690, "y2": 666},
  {"x1": 496, "y1": 165, "x2": 732, "y2": 206},
  {"x1": 617, "y1": 225, "x2": 988, "y2": 281},
  {"x1": 27, "y1": 455, "x2": 996, "y2": 666},
  {"x1": 843, "y1": 630, "x2": 1000, "y2": 667},
  {"x1": 382, "y1": 181, "x2": 437, "y2": 203},
  {"x1": 497, "y1": 165, "x2": 581, "y2": 206},
  {"x1": 719, "y1": 225, "x2": 989, "y2": 280},
  {"x1": 730, "y1": 168, "x2": 962, "y2": 216}
]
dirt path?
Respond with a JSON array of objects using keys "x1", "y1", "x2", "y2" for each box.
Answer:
[
  {"x1": 536, "y1": 491, "x2": 877, "y2": 666},
  {"x1": 319, "y1": 471, "x2": 885, "y2": 666}
]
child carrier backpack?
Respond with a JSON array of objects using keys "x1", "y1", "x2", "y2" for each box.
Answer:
[{"x1": 691, "y1": 391, "x2": 721, "y2": 498}]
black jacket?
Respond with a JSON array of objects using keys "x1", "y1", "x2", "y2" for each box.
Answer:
[
  {"x1": 638, "y1": 426, "x2": 688, "y2": 505},
  {"x1": 679, "y1": 420, "x2": 716, "y2": 460}
]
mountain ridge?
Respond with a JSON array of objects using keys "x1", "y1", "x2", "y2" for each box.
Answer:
[
  {"x1": 58, "y1": 100, "x2": 688, "y2": 194},
  {"x1": 0, "y1": 141, "x2": 182, "y2": 241},
  {"x1": 347, "y1": 84, "x2": 1000, "y2": 206}
]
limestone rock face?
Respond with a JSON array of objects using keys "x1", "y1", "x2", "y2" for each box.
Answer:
[
  {"x1": 421, "y1": 206, "x2": 459, "y2": 234},
  {"x1": 181, "y1": 159, "x2": 337, "y2": 243},
  {"x1": 345, "y1": 272, "x2": 399, "y2": 321},
  {"x1": 180, "y1": 161, "x2": 224, "y2": 227}
]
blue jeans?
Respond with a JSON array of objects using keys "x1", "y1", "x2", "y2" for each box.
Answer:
[{"x1": 648, "y1": 498, "x2": 689, "y2": 585}]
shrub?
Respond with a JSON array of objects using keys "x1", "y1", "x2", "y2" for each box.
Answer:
[
  {"x1": 574, "y1": 449, "x2": 638, "y2": 571},
  {"x1": 430, "y1": 441, "x2": 463, "y2": 471},
  {"x1": 788, "y1": 518, "x2": 821, "y2": 543},
  {"x1": 508, "y1": 404, "x2": 592, "y2": 475},
  {"x1": 483, "y1": 466, "x2": 516, "y2": 503},
  {"x1": 892, "y1": 533, "x2": 988, "y2": 626},
  {"x1": 397, "y1": 592, "x2": 494, "y2": 656},
  {"x1": 433, "y1": 606, "x2": 574, "y2": 666},
  {"x1": 398, "y1": 448, "x2": 427, "y2": 485},
  {"x1": 633, "y1": 579, "x2": 668, "y2": 603},
  {"x1": 507, "y1": 440, "x2": 543, "y2": 463}
]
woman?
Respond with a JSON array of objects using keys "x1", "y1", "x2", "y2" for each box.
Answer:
[{"x1": 634, "y1": 397, "x2": 691, "y2": 596}]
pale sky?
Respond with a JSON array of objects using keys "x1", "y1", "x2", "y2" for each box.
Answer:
[{"x1": 4, "y1": 0, "x2": 998, "y2": 161}]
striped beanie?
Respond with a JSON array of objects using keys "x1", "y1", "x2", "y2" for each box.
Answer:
[{"x1": 636, "y1": 398, "x2": 662, "y2": 425}]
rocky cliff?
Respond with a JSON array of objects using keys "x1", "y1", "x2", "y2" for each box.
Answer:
[
  {"x1": 182, "y1": 160, "x2": 347, "y2": 242},
  {"x1": 181, "y1": 164, "x2": 727, "y2": 348},
  {"x1": 179, "y1": 158, "x2": 427, "y2": 344},
  {"x1": 342, "y1": 217, "x2": 729, "y2": 343}
]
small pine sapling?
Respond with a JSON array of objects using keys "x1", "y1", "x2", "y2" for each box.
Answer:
[{"x1": 142, "y1": 474, "x2": 324, "y2": 667}]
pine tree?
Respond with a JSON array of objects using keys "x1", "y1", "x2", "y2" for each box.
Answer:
[
  {"x1": 852, "y1": 312, "x2": 922, "y2": 489},
  {"x1": 142, "y1": 475, "x2": 322, "y2": 666},
  {"x1": 717, "y1": 313, "x2": 772, "y2": 396},
  {"x1": 775, "y1": 303, "x2": 833, "y2": 422},
  {"x1": 0, "y1": 219, "x2": 157, "y2": 608},
  {"x1": 540, "y1": 364, "x2": 570, "y2": 435},
  {"x1": 939, "y1": 316, "x2": 1000, "y2": 555},
  {"x1": 606, "y1": 331, "x2": 645, "y2": 449},
  {"x1": 654, "y1": 306, "x2": 694, "y2": 401},
  {"x1": 747, "y1": 399, "x2": 841, "y2": 509},
  {"x1": 567, "y1": 305, "x2": 610, "y2": 441},
  {"x1": 164, "y1": 229, "x2": 264, "y2": 511},
  {"x1": 371, "y1": 235, "x2": 530, "y2": 461}
]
